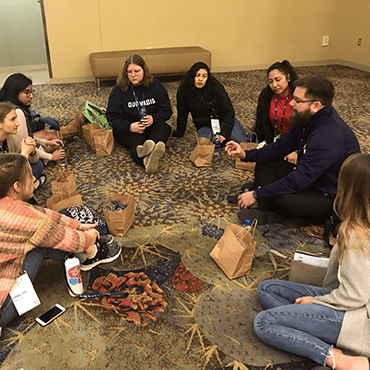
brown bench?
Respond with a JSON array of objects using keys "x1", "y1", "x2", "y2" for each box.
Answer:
[{"x1": 89, "y1": 46, "x2": 212, "y2": 88}]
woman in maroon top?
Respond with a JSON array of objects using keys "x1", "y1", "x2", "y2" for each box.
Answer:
[{"x1": 253, "y1": 60, "x2": 298, "y2": 164}]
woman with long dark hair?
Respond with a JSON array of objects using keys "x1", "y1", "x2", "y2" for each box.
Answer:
[
  {"x1": 173, "y1": 61, "x2": 247, "y2": 144},
  {"x1": 0, "y1": 73, "x2": 65, "y2": 173},
  {"x1": 106, "y1": 54, "x2": 172, "y2": 174},
  {"x1": 254, "y1": 153, "x2": 370, "y2": 370}
]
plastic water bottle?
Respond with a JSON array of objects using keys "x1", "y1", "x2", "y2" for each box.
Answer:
[
  {"x1": 139, "y1": 106, "x2": 147, "y2": 123},
  {"x1": 244, "y1": 219, "x2": 252, "y2": 232},
  {"x1": 213, "y1": 132, "x2": 221, "y2": 155},
  {"x1": 58, "y1": 142, "x2": 67, "y2": 167},
  {"x1": 64, "y1": 254, "x2": 83, "y2": 297}
]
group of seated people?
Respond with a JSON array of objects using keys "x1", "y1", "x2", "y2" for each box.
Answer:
[{"x1": 0, "y1": 56, "x2": 369, "y2": 370}]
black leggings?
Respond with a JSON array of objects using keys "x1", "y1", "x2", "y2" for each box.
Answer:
[
  {"x1": 114, "y1": 121, "x2": 171, "y2": 165},
  {"x1": 254, "y1": 160, "x2": 334, "y2": 224}
]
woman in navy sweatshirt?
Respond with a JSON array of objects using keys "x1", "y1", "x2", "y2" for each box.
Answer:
[{"x1": 106, "y1": 54, "x2": 172, "y2": 174}]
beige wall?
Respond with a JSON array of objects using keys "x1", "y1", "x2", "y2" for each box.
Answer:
[{"x1": 44, "y1": 0, "x2": 370, "y2": 83}]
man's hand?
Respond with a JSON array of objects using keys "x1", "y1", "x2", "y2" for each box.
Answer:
[
  {"x1": 295, "y1": 296, "x2": 313, "y2": 304},
  {"x1": 225, "y1": 141, "x2": 246, "y2": 159},
  {"x1": 284, "y1": 151, "x2": 298, "y2": 165},
  {"x1": 219, "y1": 134, "x2": 226, "y2": 143},
  {"x1": 238, "y1": 191, "x2": 257, "y2": 209}
]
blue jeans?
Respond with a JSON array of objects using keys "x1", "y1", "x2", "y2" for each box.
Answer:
[
  {"x1": 0, "y1": 247, "x2": 68, "y2": 327},
  {"x1": 254, "y1": 280, "x2": 345, "y2": 366},
  {"x1": 197, "y1": 119, "x2": 247, "y2": 143},
  {"x1": 31, "y1": 159, "x2": 44, "y2": 180}
]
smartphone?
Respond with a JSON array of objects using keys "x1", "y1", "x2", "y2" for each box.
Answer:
[
  {"x1": 35, "y1": 304, "x2": 65, "y2": 326},
  {"x1": 227, "y1": 195, "x2": 239, "y2": 205}
]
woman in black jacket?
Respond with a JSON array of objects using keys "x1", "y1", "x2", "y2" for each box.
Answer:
[{"x1": 173, "y1": 62, "x2": 247, "y2": 144}]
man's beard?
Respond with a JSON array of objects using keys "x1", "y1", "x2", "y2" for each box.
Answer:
[{"x1": 290, "y1": 109, "x2": 313, "y2": 127}]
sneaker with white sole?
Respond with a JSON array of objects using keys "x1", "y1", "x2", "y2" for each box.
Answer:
[
  {"x1": 80, "y1": 242, "x2": 122, "y2": 271},
  {"x1": 98, "y1": 234, "x2": 114, "y2": 245}
]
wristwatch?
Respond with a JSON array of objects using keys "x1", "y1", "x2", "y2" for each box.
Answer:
[{"x1": 252, "y1": 190, "x2": 258, "y2": 200}]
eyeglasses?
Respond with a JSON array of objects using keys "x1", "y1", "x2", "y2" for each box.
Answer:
[
  {"x1": 292, "y1": 96, "x2": 317, "y2": 104},
  {"x1": 21, "y1": 89, "x2": 34, "y2": 96},
  {"x1": 127, "y1": 69, "x2": 142, "y2": 75}
]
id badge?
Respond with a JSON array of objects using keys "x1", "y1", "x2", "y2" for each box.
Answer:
[
  {"x1": 273, "y1": 134, "x2": 281, "y2": 142},
  {"x1": 211, "y1": 119, "x2": 220, "y2": 134},
  {"x1": 9, "y1": 271, "x2": 41, "y2": 315}
]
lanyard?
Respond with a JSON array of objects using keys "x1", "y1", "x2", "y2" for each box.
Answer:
[
  {"x1": 274, "y1": 94, "x2": 289, "y2": 135},
  {"x1": 0, "y1": 139, "x2": 8, "y2": 153},
  {"x1": 131, "y1": 85, "x2": 145, "y2": 116}
]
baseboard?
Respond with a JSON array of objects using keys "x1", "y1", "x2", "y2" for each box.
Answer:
[
  {"x1": 46, "y1": 59, "x2": 370, "y2": 84},
  {"x1": 0, "y1": 64, "x2": 48, "y2": 73},
  {"x1": 50, "y1": 76, "x2": 96, "y2": 84},
  {"x1": 211, "y1": 59, "x2": 370, "y2": 73}
]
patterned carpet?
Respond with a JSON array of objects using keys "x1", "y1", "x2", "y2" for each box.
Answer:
[{"x1": 1, "y1": 65, "x2": 369, "y2": 370}]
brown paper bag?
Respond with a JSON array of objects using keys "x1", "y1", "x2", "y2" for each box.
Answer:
[
  {"x1": 189, "y1": 137, "x2": 215, "y2": 167},
  {"x1": 235, "y1": 142, "x2": 258, "y2": 171},
  {"x1": 51, "y1": 171, "x2": 77, "y2": 199},
  {"x1": 104, "y1": 193, "x2": 135, "y2": 236},
  {"x1": 210, "y1": 223, "x2": 256, "y2": 279},
  {"x1": 289, "y1": 260, "x2": 328, "y2": 287},
  {"x1": 82, "y1": 122, "x2": 114, "y2": 156},
  {"x1": 46, "y1": 192, "x2": 83, "y2": 212},
  {"x1": 94, "y1": 128, "x2": 114, "y2": 156}
]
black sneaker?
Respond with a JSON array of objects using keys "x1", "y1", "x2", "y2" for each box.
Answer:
[
  {"x1": 81, "y1": 242, "x2": 122, "y2": 271},
  {"x1": 98, "y1": 234, "x2": 114, "y2": 245},
  {"x1": 241, "y1": 181, "x2": 255, "y2": 192}
]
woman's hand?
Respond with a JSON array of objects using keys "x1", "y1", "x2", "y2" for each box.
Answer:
[
  {"x1": 284, "y1": 151, "x2": 298, "y2": 165},
  {"x1": 46, "y1": 138, "x2": 63, "y2": 147},
  {"x1": 78, "y1": 222, "x2": 100, "y2": 239},
  {"x1": 21, "y1": 136, "x2": 37, "y2": 158},
  {"x1": 52, "y1": 148, "x2": 66, "y2": 161},
  {"x1": 295, "y1": 296, "x2": 313, "y2": 304},
  {"x1": 130, "y1": 121, "x2": 146, "y2": 134},
  {"x1": 225, "y1": 141, "x2": 246, "y2": 159},
  {"x1": 141, "y1": 115, "x2": 153, "y2": 127}
]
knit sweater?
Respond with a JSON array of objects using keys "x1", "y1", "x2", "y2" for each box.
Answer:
[
  {"x1": 0, "y1": 196, "x2": 97, "y2": 309},
  {"x1": 313, "y1": 240, "x2": 370, "y2": 357}
]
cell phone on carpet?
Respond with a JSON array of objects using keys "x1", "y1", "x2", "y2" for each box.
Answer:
[{"x1": 35, "y1": 303, "x2": 65, "y2": 326}]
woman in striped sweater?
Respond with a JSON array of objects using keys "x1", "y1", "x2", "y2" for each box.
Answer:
[{"x1": 0, "y1": 154, "x2": 121, "y2": 327}]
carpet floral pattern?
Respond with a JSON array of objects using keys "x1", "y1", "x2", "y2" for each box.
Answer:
[{"x1": 1, "y1": 65, "x2": 369, "y2": 370}]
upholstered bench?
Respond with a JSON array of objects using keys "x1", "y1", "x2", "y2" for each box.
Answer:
[{"x1": 89, "y1": 46, "x2": 212, "y2": 88}]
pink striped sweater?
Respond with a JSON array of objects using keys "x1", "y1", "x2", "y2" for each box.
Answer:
[{"x1": 0, "y1": 196, "x2": 97, "y2": 309}]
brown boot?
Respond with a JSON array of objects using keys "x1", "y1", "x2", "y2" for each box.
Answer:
[{"x1": 60, "y1": 112, "x2": 84, "y2": 139}]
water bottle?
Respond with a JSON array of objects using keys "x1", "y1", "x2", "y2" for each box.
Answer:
[
  {"x1": 58, "y1": 142, "x2": 67, "y2": 167},
  {"x1": 244, "y1": 219, "x2": 252, "y2": 232},
  {"x1": 139, "y1": 106, "x2": 147, "y2": 124},
  {"x1": 213, "y1": 132, "x2": 221, "y2": 155},
  {"x1": 64, "y1": 254, "x2": 83, "y2": 297}
]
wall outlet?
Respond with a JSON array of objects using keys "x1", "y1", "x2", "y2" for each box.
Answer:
[
  {"x1": 322, "y1": 35, "x2": 329, "y2": 47},
  {"x1": 358, "y1": 38, "x2": 362, "y2": 46}
]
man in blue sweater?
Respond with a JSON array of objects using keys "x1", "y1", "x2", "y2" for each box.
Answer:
[{"x1": 226, "y1": 76, "x2": 360, "y2": 225}]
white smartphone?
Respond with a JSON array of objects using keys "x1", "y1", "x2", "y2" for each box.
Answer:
[{"x1": 35, "y1": 304, "x2": 65, "y2": 326}]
